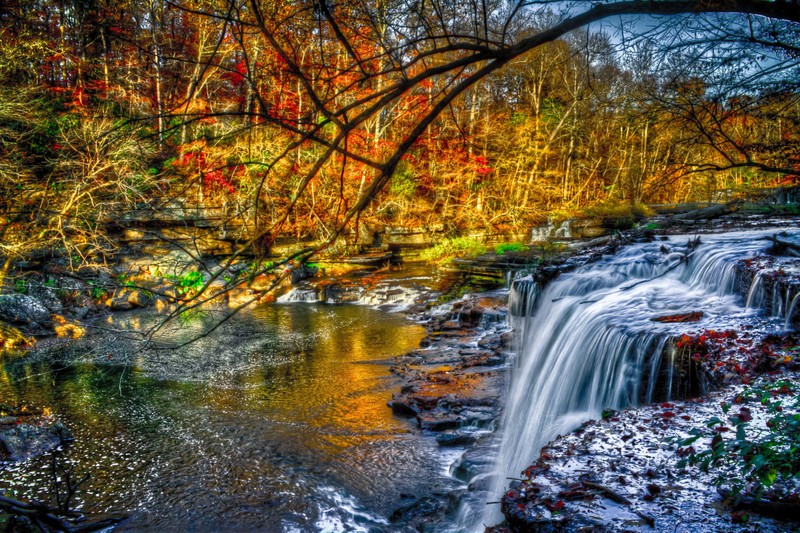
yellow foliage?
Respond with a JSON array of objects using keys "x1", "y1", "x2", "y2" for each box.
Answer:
[
  {"x1": 52, "y1": 314, "x2": 85, "y2": 339},
  {"x1": 0, "y1": 320, "x2": 34, "y2": 349}
]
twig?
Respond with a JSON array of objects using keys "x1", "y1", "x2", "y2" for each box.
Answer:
[
  {"x1": 581, "y1": 481, "x2": 631, "y2": 505},
  {"x1": 620, "y1": 252, "x2": 694, "y2": 291}
]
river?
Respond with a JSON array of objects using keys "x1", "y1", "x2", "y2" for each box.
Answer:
[{"x1": 1, "y1": 300, "x2": 466, "y2": 531}]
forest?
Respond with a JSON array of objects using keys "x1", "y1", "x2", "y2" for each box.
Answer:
[
  {"x1": 0, "y1": 0, "x2": 798, "y2": 268},
  {"x1": 1, "y1": 2, "x2": 800, "y2": 532}
]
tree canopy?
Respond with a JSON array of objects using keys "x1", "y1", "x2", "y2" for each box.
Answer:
[{"x1": 0, "y1": 0, "x2": 798, "y2": 271}]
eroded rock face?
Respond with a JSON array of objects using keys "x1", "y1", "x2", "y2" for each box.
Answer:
[{"x1": 0, "y1": 294, "x2": 53, "y2": 334}]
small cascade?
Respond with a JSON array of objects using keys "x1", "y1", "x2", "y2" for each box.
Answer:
[
  {"x1": 773, "y1": 283, "x2": 786, "y2": 318},
  {"x1": 554, "y1": 219, "x2": 572, "y2": 238},
  {"x1": 770, "y1": 283, "x2": 800, "y2": 328},
  {"x1": 478, "y1": 307, "x2": 508, "y2": 330},
  {"x1": 277, "y1": 287, "x2": 321, "y2": 303},
  {"x1": 745, "y1": 271, "x2": 765, "y2": 309},
  {"x1": 507, "y1": 276, "x2": 541, "y2": 318},
  {"x1": 785, "y1": 287, "x2": 800, "y2": 331},
  {"x1": 357, "y1": 285, "x2": 427, "y2": 311},
  {"x1": 474, "y1": 229, "x2": 796, "y2": 530},
  {"x1": 530, "y1": 221, "x2": 555, "y2": 242},
  {"x1": 530, "y1": 219, "x2": 572, "y2": 242}
]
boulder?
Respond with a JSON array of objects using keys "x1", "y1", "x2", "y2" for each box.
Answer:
[
  {"x1": 435, "y1": 431, "x2": 479, "y2": 447},
  {"x1": 0, "y1": 421, "x2": 73, "y2": 462},
  {"x1": 0, "y1": 294, "x2": 53, "y2": 333},
  {"x1": 26, "y1": 284, "x2": 63, "y2": 313},
  {"x1": 290, "y1": 263, "x2": 318, "y2": 284},
  {"x1": 109, "y1": 288, "x2": 154, "y2": 310}
]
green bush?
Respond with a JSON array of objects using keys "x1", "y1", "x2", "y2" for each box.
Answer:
[
  {"x1": 420, "y1": 237, "x2": 487, "y2": 263},
  {"x1": 495, "y1": 242, "x2": 528, "y2": 255},
  {"x1": 176, "y1": 271, "x2": 205, "y2": 295},
  {"x1": 165, "y1": 271, "x2": 206, "y2": 295},
  {"x1": 672, "y1": 378, "x2": 800, "y2": 500}
]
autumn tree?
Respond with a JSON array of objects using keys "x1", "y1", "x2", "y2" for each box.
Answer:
[{"x1": 1, "y1": 0, "x2": 799, "y2": 319}]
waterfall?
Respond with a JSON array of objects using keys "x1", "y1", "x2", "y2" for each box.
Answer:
[
  {"x1": 745, "y1": 271, "x2": 765, "y2": 309},
  {"x1": 747, "y1": 263, "x2": 799, "y2": 329},
  {"x1": 507, "y1": 275, "x2": 541, "y2": 319},
  {"x1": 786, "y1": 289, "x2": 800, "y2": 331},
  {"x1": 475, "y1": 229, "x2": 796, "y2": 529}
]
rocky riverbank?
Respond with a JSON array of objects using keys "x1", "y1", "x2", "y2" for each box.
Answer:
[
  {"x1": 2, "y1": 208, "x2": 799, "y2": 532},
  {"x1": 491, "y1": 334, "x2": 800, "y2": 532},
  {"x1": 373, "y1": 211, "x2": 800, "y2": 532}
]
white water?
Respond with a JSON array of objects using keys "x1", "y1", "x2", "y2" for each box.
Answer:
[
  {"x1": 742, "y1": 256, "x2": 800, "y2": 329},
  {"x1": 476, "y1": 229, "x2": 799, "y2": 529},
  {"x1": 277, "y1": 274, "x2": 433, "y2": 311},
  {"x1": 530, "y1": 219, "x2": 572, "y2": 242}
]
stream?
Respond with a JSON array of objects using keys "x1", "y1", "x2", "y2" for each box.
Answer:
[
  {"x1": 0, "y1": 300, "x2": 465, "y2": 531},
  {"x1": 2, "y1": 227, "x2": 799, "y2": 532}
]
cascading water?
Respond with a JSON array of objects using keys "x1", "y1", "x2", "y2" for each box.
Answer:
[
  {"x1": 472, "y1": 229, "x2": 800, "y2": 529},
  {"x1": 530, "y1": 219, "x2": 572, "y2": 242}
]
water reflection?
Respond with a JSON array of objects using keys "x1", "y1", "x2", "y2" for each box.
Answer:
[{"x1": 0, "y1": 303, "x2": 443, "y2": 531}]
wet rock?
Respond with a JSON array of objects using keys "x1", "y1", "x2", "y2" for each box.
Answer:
[
  {"x1": 322, "y1": 283, "x2": 360, "y2": 303},
  {"x1": 26, "y1": 284, "x2": 63, "y2": 313},
  {"x1": 0, "y1": 421, "x2": 72, "y2": 462},
  {"x1": 452, "y1": 445, "x2": 496, "y2": 481},
  {"x1": 479, "y1": 309, "x2": 506, "y2": 327},
  {"x1": 499, "y1": 331, "x2": 514, "y2": 349},
  {"x1": 455, "y1": 406, "x2": 498, "y2": 428},
  {"x1": 109, "y1": 287, "x2": 154, "y2": 310},
  {"x1": 477, "y1": 335, "x2": 501, "y2": 350},
  {"x1": 70, "y1": 306, "x2": 90, "y2": 320},
  {"x1": 452, "y1": 301, "x2": 484, "y2": 326},
  {"x1": 417, "y1": 412, "x2": 462, "y2": 431},
  {"x1": 290, "y1": 263, "x2": 318, "y2": 284},
  {"x1": 435, "y1": 431, "x2": 478, "y2": 447},
  {"x1": 502, "y1": 498, "x2": 573, "y2": 533},
  {"x1": 0, "y1": 294, "x2": 53, "y2": 334},
  {"x1": 390, "y1": 495, "x2": 448, "y2": 527},
  {"x1": 468, "y1": 472, "x2": 497, "y2": 492},
  {"x1": 388, "y1": 398, "x2": 419, "y2": 416}
]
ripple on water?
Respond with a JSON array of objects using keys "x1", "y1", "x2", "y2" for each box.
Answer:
[{"x1": 0, "y1": 303, "x2": 457, "y2": 531}]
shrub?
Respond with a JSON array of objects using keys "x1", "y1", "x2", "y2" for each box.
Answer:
[
  {"x1": 165, "y1": 271, "x2": 206, "y2": 295},
  {"x1": 495, "y1": 242, "x2": 528, "y2": 255},
  {"x1": 420, "y1": 237, "x2": 487, "y2": 263},
  {"x1": 672, "y1": 378, "x2": 800, "y2": 501}
]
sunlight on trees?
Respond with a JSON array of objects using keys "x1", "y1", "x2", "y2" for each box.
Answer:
[{"x1": 0, "y1": 0, "x2": 798, "y2": 319}]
